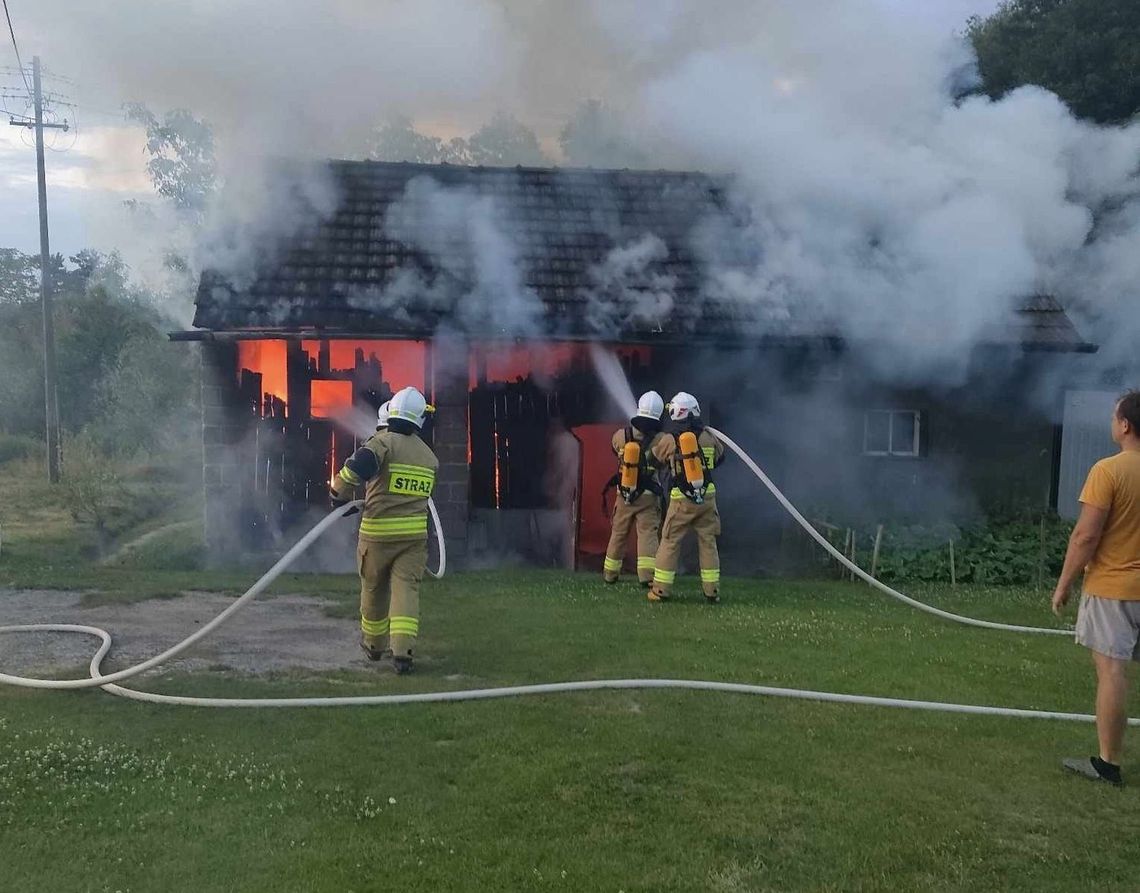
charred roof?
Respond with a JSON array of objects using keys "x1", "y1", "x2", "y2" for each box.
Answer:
[{"x1": 190, "y1": 160, "x2": 1092, "y2": 351}]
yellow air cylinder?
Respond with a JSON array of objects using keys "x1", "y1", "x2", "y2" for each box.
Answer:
[
  {"x1": 679, "y1": 431, "x2": 705, "y2": 490},
  {"x1": 619, "y1": 441, "x2": 641, "y2": 502}
]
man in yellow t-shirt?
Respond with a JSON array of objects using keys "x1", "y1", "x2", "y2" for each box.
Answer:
[{"x1": 1052, "y1": 390, "x2": 1140, "y2": 786}]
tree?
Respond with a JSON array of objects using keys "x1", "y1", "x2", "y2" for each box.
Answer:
[
  {"x1": 465, "y1": 112, "x2": 549, "y2": 167},
  {"x1": 0, "y1": 248, "x2": 38, "y2": 304},
  {"x1": 370, "y1": 114, "x2": 469, "y2": 164},
  {"x1": 370, "y1": 112, "x2": 550, "y2": 167},
  {"x1": 0, "y1": 249, "x2": 188, "y2": 441},
  {"x1": 968, "y1": 0, "x2": 1140, "y2": 124},
  {"x1": 559, "y1": 100, "x2": 648, "y2": 169},
  {"x1": 124, "y1": 104, "x2": 217, "y2": 212},
  {"x1": 0, "y1": 249, "x2": 86, "y2": 435}
]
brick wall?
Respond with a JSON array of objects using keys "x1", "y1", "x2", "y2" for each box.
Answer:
[{"x1": 431, "y1": 353, "x2": 470, "y2": 561}]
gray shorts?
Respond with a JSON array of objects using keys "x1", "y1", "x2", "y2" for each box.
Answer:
[{"x1": 1075, "y1": 593, "x2": 1140, "y2": 661}]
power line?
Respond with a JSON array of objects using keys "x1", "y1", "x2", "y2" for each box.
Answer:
[
  {"x1": 1, "y1": 0, "x2": 31, "y2": 98},
  {"x1": 45, "y1": 104, "x2": 78, "y2": 152}
]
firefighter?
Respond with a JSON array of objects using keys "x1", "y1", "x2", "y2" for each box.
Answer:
[
  {"x1": 649, "y1": 392, "x2": 726, "y2": 604},
  {"x1": 375, "y1": 399, "x2": 390, "y2": 431},
  {"x1": 603, "y1": 391, "x2": 667, "y2": 586},
  {"x1": 330, "y1": 386, "x2": 438, "y2": 674}
]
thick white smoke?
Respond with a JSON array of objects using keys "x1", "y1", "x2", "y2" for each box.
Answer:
[
  {"x1": 593, "y1": 2, "x2": 1140, "y2": 375},
  {"x1": 13, "y1": 0, "x2": 1140, "y2": 374},
  {"x1": 349, "y1": 177, "x2": 546, "y2": 336}
]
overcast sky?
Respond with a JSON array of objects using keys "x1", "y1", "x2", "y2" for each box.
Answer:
[{"x1": 0, "y1": 0, "x2": 1002, "y2": 257}]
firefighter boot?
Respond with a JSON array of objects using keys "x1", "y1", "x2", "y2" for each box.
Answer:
[
  {"x1": 393, "y1": 655, "x2": 414, "y2": 675},
  {"x1": 603, "y1": 555, "x2": 622, "y2": 584},
  {"x1": 360, "y1": 638, "x2": 392, "y2": 662}
]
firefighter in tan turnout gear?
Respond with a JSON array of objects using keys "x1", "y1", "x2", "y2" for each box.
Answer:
[
  {"x1": 330, "y1": 387, "x2": 438, "y2": 674},
  {"x1": 603, "y1": 391, "x2": 667, "y2": 586},
  {"x1": 649, "y1": 392, "x2": 726, "y2": 604}
]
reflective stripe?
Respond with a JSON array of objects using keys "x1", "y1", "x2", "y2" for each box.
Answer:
[
  {"x1": 339, "y1": 466, "x2": 362, "y2": 486},
  {"x1": 389, "y1": 463, "x2": 434, "y2": 475},
  {"x1": 701, "y1": 569, "x2": 721, "y2": 582},
  {"x1": 636, "y1": 557, "x2": 655, "y2": 569},
  {"x1": 360, "y1": 616, "x2": 389, "y2": 636},
  {"x1": 389, "y1": 615, "x2": 419, "y2": 636},
  {"x1": 653, "y1": 569, "x2": 675, "y2": 584},
  {"x1": 359, "y1": 515, "x2": 428, "y2": 537},
  {"x1": 702, "y1": 446, "x2": 715, "y2": 465},
  {"x1": 603, "y1": 556, "x2": 622, "y2": 571},
  {"x1": 670, "y1": 484, "x2": 717, "y2": 500}
]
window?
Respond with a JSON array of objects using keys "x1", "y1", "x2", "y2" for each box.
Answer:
[{"x1": 863, "y1": 410, "x2": 921, "y2": 457}]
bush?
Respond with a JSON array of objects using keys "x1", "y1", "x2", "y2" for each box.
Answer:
[
  {"x1": 0, "y1": 434, "x2": 41, "y2": 466},
  {"x1": 874, "y1": 514, "x2": 1072, "y2": 586},
  {"x1": 59, "y1": 432, "x2": 194, "y2": 556}
]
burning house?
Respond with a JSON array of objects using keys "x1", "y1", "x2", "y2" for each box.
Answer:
[{"x1": 175, "y1": 160, "x2": 1096, "y2": 572}]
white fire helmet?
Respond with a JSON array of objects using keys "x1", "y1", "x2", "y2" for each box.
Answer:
[
  {"x1": 376, "y1": 400, "x2": 391, "y2": 428},
  {"x1": 667, "y1": 392, "x2": 701, "y2": 422},
  {"x1": 635, "y1": 390, "x2": 665, "y2": 422},
  {"x1": 388, "y1": 387, "x2": 434, "y2": 428}
]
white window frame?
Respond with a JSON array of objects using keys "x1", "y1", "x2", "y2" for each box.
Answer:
[{"x1": 862, "y1": 410, "x2": 921, "y2": 457}]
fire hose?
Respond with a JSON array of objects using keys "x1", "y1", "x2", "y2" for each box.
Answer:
[
  {"x1": 2, "y1": 440, "x2": 1133, "y2": 727},
  {"x1": 706, "y1": 427, "x2": 1069, "y2": 637}
]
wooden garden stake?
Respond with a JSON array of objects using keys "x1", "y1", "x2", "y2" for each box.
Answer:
[{"x1": 871, "y1": 524, "x2": 884, "y2": 578}]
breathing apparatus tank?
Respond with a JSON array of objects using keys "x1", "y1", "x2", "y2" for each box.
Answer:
[
  {"x1": 678, "y1": 430, "x2": 706, "y2": 503},
  {"x1": 619, "y1": 441, "x2": 642, "y2": 504}
]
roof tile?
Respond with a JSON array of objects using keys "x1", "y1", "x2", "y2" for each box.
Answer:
[{"x1": 193, "y1": 161, "x2": 1088, "y2": 348}]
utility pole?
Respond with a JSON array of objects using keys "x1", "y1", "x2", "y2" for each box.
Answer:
[{"x1": 8, "y1": 56, "x2": 68, "y2": 482}]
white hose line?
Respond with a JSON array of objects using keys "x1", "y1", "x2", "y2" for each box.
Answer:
[
  {"x1": 0, "y1": 438, "x2": 1105, "y2": 726},
  {"x1": 0, "y1": 501, "x2": 363, "y2": 689},
  {"x1": 427, "y1": 497, "x2": 446, "y2": 579},
  {"x1": 707, "y1": 427, "x2": 1071, "y2": 637},
  {"x1": 0, "y1": 623, "x2": 1132, "y2": 723},
  {"x1": 37, "y1": 640, "x2": 1140, "y2": 726}
]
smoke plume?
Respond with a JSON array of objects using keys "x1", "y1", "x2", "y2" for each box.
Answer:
[{"x1": 13, "y1": 0, "x2": 1140, "y2": 376}]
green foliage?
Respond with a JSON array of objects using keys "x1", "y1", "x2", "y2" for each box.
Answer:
[
  {"x1": 124, "y1": 104, "x2": 217, "y2": 212},
  {"x1": 58, "y1": 432, "x2": 193, "y2": 558},
  {"x1": 968, "y1": 0, "x2": 1140, "y2": 124},
  {"x1": 464, "y1": 111, "x2": 549, "y2": 167},
  {"x1": 369, "y1": 113, "x2": 468, "y2": 164},
  {"x1": 875, "y1": 513, "x2": 1072, "y2": 586},
  {"x1": 0, "y1": 247, "x2": 38, "y2": 304},
  {"x1": 370, "y1": 112, "x2": 550, "y2": 167},
  {"x1": 58, "y1": 432, "x2": 128, "y2": 549},
  {"x1": 0, "y1": 435, "x2": 41, "y2": 466},
  {"x1": 87, "y1": 336, "x2": 200, "y2": 457},
  {"x1": 0, "y1": 248, "x2": 199, "y2": 455}
]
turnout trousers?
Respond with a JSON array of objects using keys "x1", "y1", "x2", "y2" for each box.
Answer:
[
  {"x1": 603, "y1": 492, "x2": 662, "y2": 584},
  {"x1": 650, "y1": 496, "x2": 721, "y2": 599},
  {"x1": 357, "y1": 537, "x2": 427, "y2": 658}
]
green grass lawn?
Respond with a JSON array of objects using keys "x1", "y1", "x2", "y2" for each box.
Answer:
[{"x1": 3, "y1": 567, "x2": 1139, "y2": 893}]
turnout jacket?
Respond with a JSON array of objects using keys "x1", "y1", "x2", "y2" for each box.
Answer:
[{"x1": 330, "y1": 429, "x2": 439, "y2": 542}]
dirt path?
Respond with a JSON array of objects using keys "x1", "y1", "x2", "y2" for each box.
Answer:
[{"x1": 0, "y1": 590, "x2": 370, "y2": 677}]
